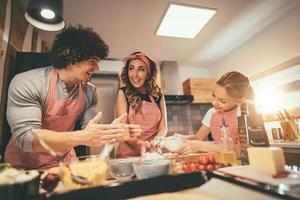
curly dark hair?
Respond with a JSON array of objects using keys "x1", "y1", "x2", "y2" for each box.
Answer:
[
  {"x1": 121, "y1": 52, "x2": 162, "y2": 112},
  {"x1": 50, "y1": 25, "x2": 109, "y2": 69}
]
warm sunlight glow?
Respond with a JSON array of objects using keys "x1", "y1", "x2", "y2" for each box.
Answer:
[
  {"x1": 156, "y1": 4, "x2": 216, "y2": 39},
  {"x1": 254, "y1": 87, "x2": 283, "y2": 114}
]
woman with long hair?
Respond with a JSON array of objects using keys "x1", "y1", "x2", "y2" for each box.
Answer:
[{"x1": 115, "y1": 52, "x2": 167, "y2": 157}]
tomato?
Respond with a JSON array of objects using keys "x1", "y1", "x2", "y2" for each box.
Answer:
[
  {"x1": 182, "y1": 163, "x2": 190, "y2": 172},
  {"x1": 206, "y1": 164, "x2": 214, "y2": 171},
  {"x1": 198, "y1": 164, "x2": 206, "y2": 171},
  {"x1": 214, "y1": 164, "x2": 221, "y2": 170},
  {"x1": 200, "y1": 156, "x2": 208, "y2": 165},
  {"x1": 190, "y1": 163, "x2": 197, "y2": 172},
  {"x1": 207, "y1": 155, "x2": 216, "y2": 164}
]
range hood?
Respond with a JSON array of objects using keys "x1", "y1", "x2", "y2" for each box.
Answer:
[
  {"x1": 160, "y1": 61, "x2": 193, "y2": 104},
  {"x1": 164, "y1": 95, "x2": 193, "y2": 105}
]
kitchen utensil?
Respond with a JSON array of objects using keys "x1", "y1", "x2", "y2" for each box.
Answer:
[
  {"x1": 35, "y1": 134, "x2": 90, "y2": 185},
  {"x1": 278, "y1": 110, "x2": 299, "y2": 140},
  {"x1": 132, "y1": 159, "x2": 170, "y2": 179},
  {"x1": 283, "y1": 109, "x2": 299, "y2": 139},
  {"x1": 108, "y1": 158, "x2": 135, "y2": 181}
]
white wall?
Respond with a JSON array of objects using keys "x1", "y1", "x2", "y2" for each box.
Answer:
[
  {"x1": 178, "y1": 65, "x2": 210, "y2": 93},
  {"x1": 209, "y1": 3, "x2": 300, "y2": 78},
  {"x1": 99, "y1": 60, "x2": 123, "y2": 73},
  {"x1": 178, "y1": 65, "x2": 210, "y2": 83}
]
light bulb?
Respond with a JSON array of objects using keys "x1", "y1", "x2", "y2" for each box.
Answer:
[{"x1": 41, "y1": 9, "x2": 55, "y2": 19}]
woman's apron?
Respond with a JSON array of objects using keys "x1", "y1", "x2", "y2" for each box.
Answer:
[
  {"x1": 116, "y1": 96, "x2": 161, "y2": 157},
  {"x1": 210, "y1": 107, "x2": 239, "y2": 143},
  {"x1": 5, "y1": 69, "x2": 84, "y2": 169}
]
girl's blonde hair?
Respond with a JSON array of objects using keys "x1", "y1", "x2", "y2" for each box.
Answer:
[{"x1": 216, "y1": 71, "x2": 255, "y2": 100}]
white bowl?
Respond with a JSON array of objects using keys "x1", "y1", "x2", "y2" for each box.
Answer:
[
  {"x1": 163, "y1": 136, "x2": 183, "y2": 152},
  {"x1": 132, "y1": 159, "x2": 170, "y2": 179},
  {"x1": 108, "y1": 158, "x2": 135, "y2": 181}
]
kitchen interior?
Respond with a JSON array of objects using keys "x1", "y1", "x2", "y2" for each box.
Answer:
[{"x1": 0, "y1": 0, "x2": 300, "y2": 199}]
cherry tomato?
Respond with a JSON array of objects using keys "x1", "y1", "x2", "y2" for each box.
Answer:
[
  {"x1": 198, "y1": 164, "x2": 206, "y2": 171},
  {"x1": 207, "y1": 155, "x2": 216, "y2": 164},
  {"x1": 190, "y1": 163, "x2": 197, "y2": 172},
  {"x1": 206, "y1": 164, "x2": 214, "y2": 171},
  {"x1": 200, "y1": 156, "x2": 209, "y2": 165},
  {"x1": 182, "y1": 163, "x2": 190, "y2": 172},
  {"x1": 214, "y1": 164, "x2": 221, "y2": 170}
]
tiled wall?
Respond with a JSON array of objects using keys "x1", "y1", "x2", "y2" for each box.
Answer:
[{"x1": 166, "y1": 103, "x2": 212, "y2": 136}]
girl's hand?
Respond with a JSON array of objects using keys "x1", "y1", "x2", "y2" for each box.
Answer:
[
  {"x1": 174, "y1": 140, "x2": 201, "y2": 155},
  {"x1": 175, "y1": 132, "x2": 194, "y2": 140}
]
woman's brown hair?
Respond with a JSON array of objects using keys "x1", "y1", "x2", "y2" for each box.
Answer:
[
  {"x1": 120, "y1": 52, "x2": 161, "y2": 112},
  {"x1": 216, "y1": 71, "x2": 255, "y2": 100}
]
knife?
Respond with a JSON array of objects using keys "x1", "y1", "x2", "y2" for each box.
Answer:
[
  {"x1": 283, "y1": 108, "x2": 292, "y2": 120},
  {"x1": 278, "y1": 111, "x2": 286, "y2": 121},
  {"x1": 277, "y1": 113, "x2": 284, "y2": 122}
]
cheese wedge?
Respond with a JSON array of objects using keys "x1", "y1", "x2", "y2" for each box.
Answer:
[{"x1": 247, "y1": 147, "x2": 285, "y2": 175}]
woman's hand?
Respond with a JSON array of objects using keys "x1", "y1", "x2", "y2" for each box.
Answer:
[{"x1": 137, "y1": 140, "x2": 162, "y2": 155}]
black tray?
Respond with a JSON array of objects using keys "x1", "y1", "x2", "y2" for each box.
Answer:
[{"x1": 42, "y1": 172, "x2": 206, "y2": 200}]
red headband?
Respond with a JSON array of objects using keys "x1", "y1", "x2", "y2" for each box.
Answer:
[{"x1": 123, "y1": 53, "x2": 151, "y2": 75}]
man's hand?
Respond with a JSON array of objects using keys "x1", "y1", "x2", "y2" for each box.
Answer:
[{"x1": 113, "y1": 113, "x2": 142, "y2": 141}]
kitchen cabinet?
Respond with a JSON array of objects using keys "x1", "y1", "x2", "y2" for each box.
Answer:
[{"x1": 182, "y1": 78, "x2": 215, "y2": 103}]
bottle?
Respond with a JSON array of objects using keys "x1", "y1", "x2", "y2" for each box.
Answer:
[
  {"x1": 238, "y1": 102, "x2": 270, "y2": 165},
  {"x1": 219, "y1": 118, "x2": 238, "y2": 166},
  {"x1": 238, "y1": 103, "x2": 250, "y2": 165}
]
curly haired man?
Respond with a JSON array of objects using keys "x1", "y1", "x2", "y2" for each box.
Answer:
[{"x1": 4, "y1": 26, "x2": 141, "y2": 169}]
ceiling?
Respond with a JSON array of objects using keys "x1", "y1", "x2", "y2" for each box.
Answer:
[{"x1": 38, "y1": 0, "x2": 299, "y2": 68}]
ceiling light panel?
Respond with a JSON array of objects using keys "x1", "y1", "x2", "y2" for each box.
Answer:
[{"x1": 156, "y1": 4, "x2": 216, "y2": 39}]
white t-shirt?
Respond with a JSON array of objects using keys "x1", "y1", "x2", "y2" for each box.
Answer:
[{"x1": 202, "y1": 107, "x2": 241, "y2": 128}]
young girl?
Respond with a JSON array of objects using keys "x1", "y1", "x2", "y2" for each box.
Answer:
[
  {"x1": 176, "y1": 71, "x2": 254, "y2": 154},
  {"x1": 115, "y1": 52, "x2": 167, "y2": 157}
]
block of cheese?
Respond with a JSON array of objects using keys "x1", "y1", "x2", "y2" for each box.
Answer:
[{"x1": 247, "y1": 147, "x2": 285, "y2": 175}]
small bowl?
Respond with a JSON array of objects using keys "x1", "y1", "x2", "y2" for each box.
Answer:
[
  {"x1": 163, "y1": 136, "x2": 183, "y2": 152},
  {"x1": 108, "y1": 158, "x2": 135, "y2": 181},
  {"x1": 133, "y1": 159, "x2": 170, "y2": 179}
]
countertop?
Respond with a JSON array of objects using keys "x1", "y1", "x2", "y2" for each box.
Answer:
[
  {"x1": 133, "y1": 178, "x2": 283, "y2": 200},
  {"x1": 270, "y1": 142, "x2": 300, "y2": 148}
]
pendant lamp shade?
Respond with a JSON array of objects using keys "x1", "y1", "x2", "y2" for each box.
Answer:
[{"x1": 25, "y1": 0, "x2": 65, "y2": 31}]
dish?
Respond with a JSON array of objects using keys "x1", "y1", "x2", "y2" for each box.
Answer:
[
  {"x1": 61, "y1": 156, "x2": 108, "y2": 190},
  {"x1": 0, "y1": 168, "x2": 40, "y2": 200}
]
